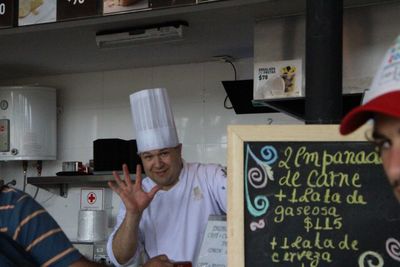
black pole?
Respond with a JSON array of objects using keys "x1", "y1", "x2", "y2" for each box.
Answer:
[{"x1": 305, "y1": 0, "x2": 343, "y2": 124}]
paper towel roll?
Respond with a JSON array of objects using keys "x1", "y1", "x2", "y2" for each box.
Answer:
[{"x1": 77, "y1": 210, "x2": 107, "y2": 242}]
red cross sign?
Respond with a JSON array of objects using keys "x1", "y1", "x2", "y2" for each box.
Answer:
[
  {"x1": 80, "y1": 188, "x2": 104, "y2": 210},
  {"x1": 87, "y1": 192, "x2": 96, "y2": 204}
]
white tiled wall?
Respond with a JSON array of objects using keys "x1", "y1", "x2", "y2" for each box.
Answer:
[{"x1": 0, "y1": 58, "x2": 302, "y2": 240}]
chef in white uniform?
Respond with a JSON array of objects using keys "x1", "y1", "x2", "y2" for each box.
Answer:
[{"x1": 106, "y1": 88, "x2": 227, "y2": 267}]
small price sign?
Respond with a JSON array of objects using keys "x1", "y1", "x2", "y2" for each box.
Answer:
[
  {"x1": 57, "y1": 0, "x2": 102, "y2": 21},
  {"x1": 0, "y1": 0, "x2": 16, "y2": 28}
]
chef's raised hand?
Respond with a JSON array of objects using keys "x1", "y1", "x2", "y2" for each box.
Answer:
[{"x1": 108, "y1": 164, "x2": 161, "y2": 215}]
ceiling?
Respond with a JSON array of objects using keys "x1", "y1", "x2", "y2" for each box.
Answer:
[{"x1": 0, "y1": 0, "x2": 397, "y2": 81}]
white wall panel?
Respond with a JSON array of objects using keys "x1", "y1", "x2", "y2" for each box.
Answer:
[
  {"x1": 103, "y1": 68, "x2": 153, "y2": 108},
  {"x1": 0, "y1": 58, "x2": 302, "y2": 241},
  {"x1": 153, "y1": 63, "x2": 204, "y2": 103},
  {"x1": 97, "y1": 106, "x2": 134, "y2": 140}
]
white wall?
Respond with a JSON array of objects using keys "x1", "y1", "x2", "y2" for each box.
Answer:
[
  {"x1": 2, "y1": 1, "x2": 399, "y2": 243},
  {"x1": 0, "y1": 58, "x2": 302, "y2": 240},
  {"x1": 255, "y1": 2, "x2": 400, "y2": 94}
]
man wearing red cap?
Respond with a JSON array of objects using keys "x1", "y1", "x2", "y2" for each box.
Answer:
[{"x1": 340, "y1": 35, "x2": 400, "y2": 202}]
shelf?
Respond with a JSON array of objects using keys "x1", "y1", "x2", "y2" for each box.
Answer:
[
  {"x1": 0, "y1": 0, "x2": 272, "y2": 80},
  {"x1": 27, "y1": 174, "x2": 121, "y2": 186},
  {"x1": 0, "y1": 0, "x2": 267, "y2": 35},
  {"x1": 223, "y1": 79, "x2": 363, "y2": 120},
  {"x1": 27, "y1": 174, "x2": 136, "y2": 198},
  {"x1": 0, "y1": 0, "x2": 391, "y2": 80},
  {"x1": 252, "y1": 93, "x2": 363, "y2": 121}
]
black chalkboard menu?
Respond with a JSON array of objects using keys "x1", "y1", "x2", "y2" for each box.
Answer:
[{"x1": 227, "y1": 125, "x2": 400, "y2": 267}]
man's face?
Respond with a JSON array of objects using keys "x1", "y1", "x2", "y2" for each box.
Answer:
[
  {"x1": 373, "y1": 114, "x2": 400, "y2": 202},
  {"x1": 139, "y1": 144, "x2": 183, "y2": 190}
]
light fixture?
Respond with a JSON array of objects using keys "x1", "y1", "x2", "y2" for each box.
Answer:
[{"x1": 96, "y1": 21, "x2": 188, "y2": 49}]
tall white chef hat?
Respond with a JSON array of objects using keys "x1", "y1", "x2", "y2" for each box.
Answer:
[{"x1": 130, "y1": 88, "x2": 179, "y2": 153}]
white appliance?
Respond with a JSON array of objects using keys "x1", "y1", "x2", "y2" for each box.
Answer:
[{"x1": 0, "y1": 86, "x2": 56, "y2": 160}]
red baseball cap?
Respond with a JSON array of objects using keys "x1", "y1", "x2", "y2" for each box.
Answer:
[
  {"x1": 340, "y1": 35, "x2": 400, "y2": 135},
  {"x1": 340, "y1": 90, "x2": 400, "y2": 134}
]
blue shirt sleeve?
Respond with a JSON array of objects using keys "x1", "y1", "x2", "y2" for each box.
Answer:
[{"x1": 0, "y1": 188, "x2": 82, "y2": 267}]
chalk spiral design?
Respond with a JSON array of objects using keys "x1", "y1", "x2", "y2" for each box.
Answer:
[
  {"x1": 358, "y1": 251, "x2": 384, "y2": 267},
  {"x1": 244, "y1": 145, "x2": 277, "y2": 217},
  {"x1": 386, "y1": 238, "x2": 400, "y2": 262},
  {"x1": 260, "y1": 145, "x2": 278, "y2": 163},
  {"x1": 250, "y1": 219, "x2": 266, "y2": 231},
  {"x1": 248, "y1": 167, "x2": 266, "y2": 189}
]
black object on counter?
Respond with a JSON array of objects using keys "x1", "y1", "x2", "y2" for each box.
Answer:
[{"x1": 93, "y1": 139, "x2": 142, "y2": 174}]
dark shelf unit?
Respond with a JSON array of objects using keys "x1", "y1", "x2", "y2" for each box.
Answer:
[
  {"x1": 222, "y1": 79, "x2": 363, "y2": 121},
  {"x1": 27, "y1": 174, "x2": 135, "y2": 197},
  {"x1": 222, "y1": 80, "x2": 277, "y2": 114}
]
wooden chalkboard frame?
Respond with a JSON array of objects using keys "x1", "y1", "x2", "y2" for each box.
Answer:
[{"x1": 227, "y1": 124, "x2": 372, "y2": 267}]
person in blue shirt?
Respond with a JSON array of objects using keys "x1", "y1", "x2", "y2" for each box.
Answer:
[
  {"x1": 0, "y1": 181, "x2": 173, "y2": 267},
  {"x1": 0, "y1": 183, "x2": 96, "y2": 266}
]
